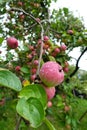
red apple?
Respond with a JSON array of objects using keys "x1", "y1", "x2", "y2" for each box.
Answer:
[
  {"x1": 63, "y1": 67, "x2": 69, "y2": 73},
  {"x1": 67, "y1": 30, "x2": 74, "y2": 35},
  {"x1": 7, "y1": 37, "x2": 18, "y2": 49},
  {"x1": 43, "y1": 86, "x2": 56, "y2": 100},
  {"x1": 54, "y1": 48, "x2": 60, "y2": 54},
  {"x1": 60, "y1": 44, "x2": 67, "y2": 51},
  {"x1": 30, "y1": 74, "x2": 36, "y2": 81},
  {"x1": 33, "y1": 60, "x2": 39, "y2": 66},
  {"x1": 47, "y1": 101, "x2": 52, "y2": 107},
  {"x1": 39, "y1": 61, "x2": 64, "y2": 87},
  {"x1": 44, "y1": 36, "x2": 49, "y2": 41},
  {"x1": 15, "y1": 66, "x2": 21, "y2": 72},
  {"x1": 31, "y1": 68, "x2": 37, "y2": 74}
]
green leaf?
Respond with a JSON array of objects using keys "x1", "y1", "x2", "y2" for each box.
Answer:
[
  {"x1": 19, "y1": 84, "x2": 47, "y2": 108},
  {"x1": 0, "y1": 37, "x2": 4, "y2": 45},
  {"x1": 49, "y1": 56, "x2": 56, "y2": 61},
  {"x1": 0, "y1": 68, "x2": 22, "y2": 91},
  {"x1": 20, "y1": 66, "x2": 30, "y2": 73},
  {"x1": 16, "y1": 97, "x2": 45, "y2": 128}
]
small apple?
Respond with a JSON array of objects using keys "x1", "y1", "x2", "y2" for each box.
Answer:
[
  {"x1": 43, "y1": 86, "x2": 56, "y2": 100},
  {"x1": 63, "y1": 67, "x2": 69, "y2": 73},
  {"x1": 44, "y1": 36, "x2": 49, "y2": 41},
  {"x1": 60, "y1": 44, "x2": 67, "y2": 51},
  {"x1": 15, "y1": 66, "x2": 21, "y2": 72},
  {"x1": 67, "y1": 29, "x2": 74, "y2": 35},
  {"x1": 47, "y1": 101, "x2": 52, "y2": 108},
  {"x1": 54, "y1": 47, "x2": 60, "y2": 54},
  {"x1": 30, "y1": 74, "x2": 36, "y2": 82},
  {"x1": 64, "y1": 105, "x2": 70, "y2": 112},
  {"x1": 7, "y1": 37, "x2": 18, "y2": 49},
  {"x1": 33, "y1": 60, "x2": 39, "y2": 66},
  {"x1": 18, "y1": 1, "x2": 23, "y2": 6},
  {"x1": 31, "y1": 68, "x2": 37, "y2": 74}
]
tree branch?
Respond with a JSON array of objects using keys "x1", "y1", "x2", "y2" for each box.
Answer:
[
  {"x1": 70, "y1": 47, "x2": 87, "y2": 77},
  {"x1": 10, "y1": 7, "x2": 44, "y2": 75}
]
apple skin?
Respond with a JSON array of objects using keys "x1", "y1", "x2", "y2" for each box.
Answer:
[
  {"x1": 7, "y1": 37, "x2": 18, "y2": 49},
  {"x1": 15, "y1": 66, "x2": 21, "y2": 72},
  {"x1": 39, "y1": 61, "x2": 64, "y2": 87},
  {"x1": 44, "y1": 36, "x2": 49, "y2": 41},
  {"x1": 60, "y1": 44, "x2": 67, "y2": 51},
  {"x1": 47, "y1": 101, "x2": 52, "y2": 107},
  {"x1": 63, "y1": 67, "x2": 69, "y2": 73},
  {"x1": 67, "y1": 29, "x2": 74, "y2": 35},
  {"x1": 43, "y1": 86, "x2": 56, "y2": 100}
]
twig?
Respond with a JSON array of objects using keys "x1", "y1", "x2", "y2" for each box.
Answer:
[
  {"x1": 79, "y1": 110, "x2": 87, "y2": 121},
  {"x1": 10, "y1": 7, "x2": 44, "y2": 75},
  {"x1": 15, "y1": 116, "x2": 22, "y2": 130},
  {"x1": 70, "y1": 47, "x2": 87, "y2": 77}
]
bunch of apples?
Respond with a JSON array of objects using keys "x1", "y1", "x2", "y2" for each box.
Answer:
[{"x1": 6, "y1": 36, "x2": 69, "y2": 107}]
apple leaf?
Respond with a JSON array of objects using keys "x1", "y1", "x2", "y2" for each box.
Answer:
[
  {"x1": 18, "y1": 84, "x2": 47, "y2": 108},
  {"x1": 16, "y1": 97, "x2": 45, "y2": 128},
  {"x1": 0, "y1": 68, "x2": 22, "y2": 91}
]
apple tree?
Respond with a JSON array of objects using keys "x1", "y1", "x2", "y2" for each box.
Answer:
[{"x1": 0, "y1": 0, "x2": 87, "y2": 129}]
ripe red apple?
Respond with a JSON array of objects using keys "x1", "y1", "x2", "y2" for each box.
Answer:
[
  {"x1": 7, "y1": 37, "x2": 18, "y2": 49},
  {"x1": 54, "y1": 47, "x2": 60, "y2": 54},
  {"x1": 15, "y1": 66, "x2": 21, "y2": 72},
  {"x1": 47, "y1": 101, "x2": 52, "y2": 107},
  {"x1": 39, "y1": 61, "x2": 64, "y2": 87},
  {"x1": 43, "y1": 86, "x2": 56, "y2": 100},
  {"x1": 60, "y1": 44, "x2": 67, "y2": 51},
  {"x1": 63, "y1": 67, "x2": 69, "y2": 73},
  {"x1": 44, "y1": 36, "x2": 49, "y2": 41},
  {"x1": 31, "y1": 68, "x2": 37, "y2": 74},
  {"x1": 33, "y1": 60, "x2": 39, "y2": 66},
  {"x1": 30, "y1": 74, "x2": 36, "y2": 82},
  {"x1": 67, "y1": 29, "x2": 74, "y2": 35}
]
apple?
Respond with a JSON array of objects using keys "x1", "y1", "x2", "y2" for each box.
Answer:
[
  {"x1": 15, "y1": 66, "x2": 21, "y2": 72},
  {"x1": 63, "y1": 67, "x2": 69, "y2": 73},
  {"x1": 54, "y1": 47, "x2": 60, "y2": 54},
  {"x1": 31, "y1": 68, "x2": 37, "y2": 74},
  {"x1": 39, "y1": 61, "x2": 64, "y2": 87},
  {"x1": 47, "y1": 101, "x2": 52, "y2": 107},
  {"x1": 43, "y1": 86, "x2": 56, "y2": 100},
  {"x1": 30, "y1": 74, "x2": 36, "y2": 82},
  {"x1": 18, "y1": 1, "x2": 23, "y2": 6},
  {"x1": 33, "y1": 60, "x2": 39, "y2": 66},
  {"x1": 7, "y1": 37, "x2": 18, "y2": 49},
  {"x1": 67, "y1": 29, "x2": 74, "y2": 35},
  {"x1": 64, "y1": 105, "x2": 70, "y2": 112},
  {"x1": 44, "y1": 36, "x2": 49, "y2": 41},
  {"x1": 60, "y1": 44, "x2": 67, "y2": 51}
]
